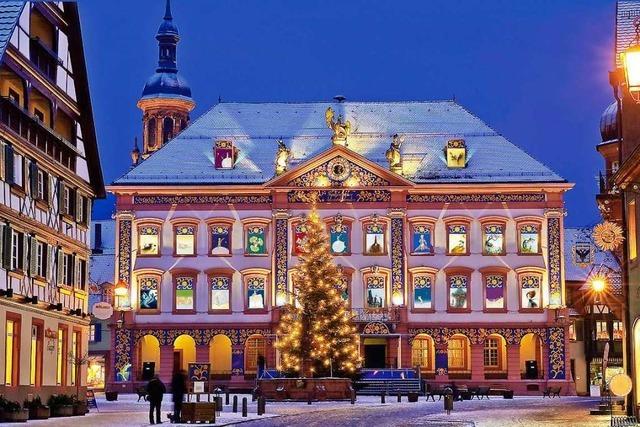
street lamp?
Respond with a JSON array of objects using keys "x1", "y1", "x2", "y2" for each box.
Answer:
[
  {"x1": 621, "y1": 17, "x2": 640, "y2": 102},
  {"x1": 114, "y1": 279, "x2": 131, "y2": 329}
]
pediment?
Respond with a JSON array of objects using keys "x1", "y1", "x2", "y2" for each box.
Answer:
[{"x1": 265, "y1": 145, "x2": 414, "y2": 188}]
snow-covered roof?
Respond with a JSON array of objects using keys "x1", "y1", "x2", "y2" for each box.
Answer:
[
  {"x1": 0, "y1": 1, "x2": 24, "y2": 61},
  {"x1": 114, "y1": 100, "x2": 565, "y2": 186}
]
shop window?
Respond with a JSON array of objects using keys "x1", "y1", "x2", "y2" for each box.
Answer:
[
  {"x1": 174, "y1": 224, "x2": 196, "y2": 256},
  {"x1": 518, "y1": 223, "x2": 541, "y2": 255},
  {"x1": 448, "y1": 335, "x2": 469, "y2": 371},
  {"x1": 411, "y1": 223, "x2": 434, "y2": 255},
  {"x1": 448, "y1": 274, "x2": 470, "y2": 311},
  {"x1": 292, "y1": 221, "x2": 308, "y2": 256},
  {"x1": 138, "y1": 225, "x2": 160, "y2": 256},
  {"x1": 412, "y1": 274, "x2": 433, "y2": 310},
  {"x1": 613, "y1": 321, "x2": 623, "y2": 340},
  {"x1": 363, "y1": 219, "x2": 386, "y2": 255},
  {"x1": 447, "y1": 223, "x2": 469, "y2": 255},
  {"x1": 174, "y1": 275, "x2": 195, "y2": 312},
  {"x1": 244, "y1": 224, "x2": 267, "y2": 256},
  {"x1": 482, "y1": 224, "x2": 505, "y2": 255},
  {"x1": 56, "y1": 327, "x2": 67, "y2": 385},
  {"x1": 210, "y1": 224, "x2": 231, "y2": 256},
  {"x1": 210, "y1": 276, "x2": 231, "y2": 311},
  {"x1": 484, "y1": 273, "x2": 506, "y2": 310},
  {"x1": 139, "y1": 276, "x2": 159, "y2": 311},
  {"x1": 411, "y1": 335, "x2": 433, "y2": 371},
  {"x1": 329, "y1": 214, "x2": 350, "y2": 255},
  {"x1": 246, "y1": 276, "x2": 266, "y2": 310},
  {"x1": 596, "y1": 321, "x2": 609, "y2": 341},
  {"x1": 365, "y1": 275, "x2": 386, "y2": 308},
  {"x1": 519, "y1": 274, "x2": 542, "y2": 310},
  {"x1": 244, "y1": 335, "x2": 265, "y2": 374}
]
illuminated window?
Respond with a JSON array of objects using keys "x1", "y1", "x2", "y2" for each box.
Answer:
[
  {"x1": 448, "y1": 275, "x2": 469, "y2": 310},
  {"x1": 244, "y1": 335, "x2": 265, "y2": 374},
  {"x1": 363, "y1": 222, "x2": 386, "y2": 255},
  {"x1": 484, "y1": 274, "x2": 505, "y2": 310},
  {"x1": 245, "y1": 225, "x2": 267, "y2": 256},
  {"x1": 613, "y1": 321, "x2": 623, "y2": 340},
  {"x1": 210, "y1": 224, "x2": 231, "y2": 256},
  {"x1": 629, "y1": 201, "x2": 637, "y2": 260},
  {"x1": 445, "y1": 139, "x2": 467, "y2": 168},
  {"x1": 518, "y1": 223, "x2": 541, "y2": 255},
  {"x1": 569, "y1": 322, "x2": 576, "y2": 341},
  {"x1": 292, "y1": 222, "x2": 308, "y2": 256},
  {"x1": 30, "y1": 324, "x2": 42, "y2": 386},
  {"x1": 412, "y1": 274, "x2": 433, "y2": 310},
  {"x1": 174, "y1": 275, "x2": 195, "y2": 311},
  {"x1": 214, "y1": 140, "x2": 236, "y2": 169},
  {"x1": 482, "y1": 224, "x2": 505, "y2": 255},
  {"x1": 365, "y1": 275, "x2": 386, "y2": 308},
  {"x1": 210, "y1": 276, "x2": 231, "y2": 311},
  {"x1": 175, "y1": 225, "x2": 196, "y2": 256},
  {"x1": 411, "y1": 224, "x2": 434, "y2": 255},
  {"x1": 411, "y1": 335, "x2": 432, "y2": 370},
  {"x1": 89, "y1": 324, "x2": 96, "y2": 342},
  {"x1": 139, "y1": 276, "x2": 159, "y2": 311},
  {"x1": 520, "y1": 274, "x2": 542, "y2": 309},
  {"x1": 596, "y1": 321, "x2": 609, "y2": 341},
  {"x1": 56, "y1": 327, "x2": 66, "y2": 385},
  {"x1": 447, "y1": 224, "x2": 468, "y2": 255},
  {"x1": 483, "y1": 337, "x2": 504, "y2": 370},
  {"x1": 5, "y1": 319, "x2": 17, "y2": 385},
  {"x1": 329, "y1": 216, "x2": 350, "y2": 255},
  {"x1": 448, "y1": 336, "x2": 468, "y2": 370},
  {"x1": 246, "y1": 276, "x2": 266, "y2": 310},
  {"x1": 71, "y1": 331, "x2": 79, "y2": 386},
  {"x1": 138, "y1": 225, "x2": 160, "y2": 256}
]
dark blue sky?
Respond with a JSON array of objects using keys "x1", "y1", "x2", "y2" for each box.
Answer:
[{"x1": 79, "y1": 0, "x2": 616, "y2": 225}]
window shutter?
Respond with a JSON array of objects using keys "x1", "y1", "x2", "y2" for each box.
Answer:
[
  {"x1": 45, "y1": 244, "x2": 52, "y2": 281},
  {"x1": 0, "y1": 141, "x2": 5, "y2": 181},
  {"x1": 57, "y1": 180, "x2": 64, "y2": 214},
  {"x1": 21, "y1": 233, "x2": 28, "y2": 271},
  {"x1": 5, "y1": 144, "x2": 14, "y2": 184},
  {"x1": 94, "y1": 323, "x2": 102, "y2": 343},
  {"x1": 71, "y1": 254, "x2": 77, "y2": 287},
  {"x1": 29, "y1": 160, "x2": 38, "y2": 197},
  {"x1": 74, "y1": 191, "x2": 81, "y2": 222},
  {"x1": 2, "y1": 226, "x2": 11, "y2": 269},
  {"x1": 0, "y1": 224, "x2": 4, "y2": 269},
  {"x1": 43, "y1": 172, "x2": 50, "y2": 204},
  {"x1": 29, "y1": 235, "x2": 38, "y2": 277},
  {"x1": 56, "y1": 247, "x2": 64, "y2": 285},
  {"x1": 86, "y1": 199, "x2": 92, "y2": 225}
]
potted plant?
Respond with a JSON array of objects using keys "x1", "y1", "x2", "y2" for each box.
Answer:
[
  {"x1": 69, "y1": 351, "x2": 90, "y2": 415},
  {"x1": 48, "y1": 394, "x2": 74, "y2": 417},
  {"x1": 24, "y1": 395, "x2": 50, "y2": 419},
  {"x1": 105, "y1": 390, "x2": 118, "y2": 401},
  {"x1": 72, "y1": 395, "x2": 88, "y2": 416},
  {"x1": 2, "y1": 400, "x2": 29, "y2": 422}
]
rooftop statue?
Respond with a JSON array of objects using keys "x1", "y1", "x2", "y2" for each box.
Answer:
[
  {"x1": 275, "y1": 138, "x2": 291, "y2": 176},
  {"x1": 325, "y1": 107, "x2": 351, "y2": 145},
  {"x1": 385, "y1": 133, "x2": 404, "y2": 174}
]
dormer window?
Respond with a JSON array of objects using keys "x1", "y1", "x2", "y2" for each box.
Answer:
[
  {"x1": 445, "y1": 139, "x2": 467, "y2": 168},
  {"x1": 214, "y1": 140, "x2": 236, "y2": 169}
]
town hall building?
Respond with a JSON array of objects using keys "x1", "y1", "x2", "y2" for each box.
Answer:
[{"x1": 106, "y1": 1, "x2": 574, "y2": 395}]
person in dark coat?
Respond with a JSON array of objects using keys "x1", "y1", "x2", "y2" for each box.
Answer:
[
  {"x1": 171, "y1": 370, "x2": 187, "y2": 423},
  {"x1": 146, "y1": 375, "x2": 166, "y2": 424}
]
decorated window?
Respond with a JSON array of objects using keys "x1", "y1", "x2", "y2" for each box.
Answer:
[
  {"x1": 337, "y1": 275, "x2": 351, "y2": 305},
  {"x1": 411, "y1": 223, "x2": 434, "y2": 255},
  {"x1": 518, "y1": 223, "x2": 541, "y2": 255},
  {"x1": 174, "y1": 276, "x2": 195, "y2": 311},
  {"x1": 483, "y1": 337, "x2": 500, "y2": 368},
  {"x1": 174, "y1": 224, "x2": 196, "y2": 256},
  {"x1": 412, "y1": 274, "x2": 433, "y2": 310},
  {"x1": 445, "y1": 139, "x2": 467, "y2": 168},
  {"x1": 210, "y1": 224, "x2": 231, "y2": 256},
  {"x1": 411, "y1": 335, "x2": 433, "y2": 371},
  {"x1": 520, "y1": 274, "x2": 542, "y2": 309},
  {"x1": 596, "y1": 321, "x2": 609, "y2": 341},
  {"x1": 484, "y1": 274, "x2": 506, "y2": 310},
  {"x1": 447, "y1": 224, "x2": 468, "y2": 255},
  {"x1": 292, "y1": 221, "x2": 308, "y2": 256},
  {"x1": 210, "y1": 276, "x2": 231, "y2": 311},
  {"x1": 365, "y1": 275, "x2": 386, "y2": 308},
  {"x1": 245, "y1": 225, "x2": 267, "y2": 256},
  {"x1": 613, "y1": 321, "x2": 623, "y2": 340},
  {"x1": 482, "y1": 224, "x2": 505, "y2": 255},
  {"x1": 329, "y1": 214, "x2": 350, "y2": 255},
  {"x1": 448, "y1": 274, "x2": 469, "y2": 310},
  {"x1": 448, "y1": 335, "x2": 469, "y2": 370},
  {"x1": 363, "y1": 218, "x2": 386, "y2": 255},
  {"x1": 214, "y1": 140, "x2": 236, "y2": 169},
  {"x1": 138, "y1": 225, "x2": 160, "y2": 256},
  {"x1": 246, "y1": 276, "x2": 266, "y2": 310},
  {"x1": 139, "y1": 276, "x2": 159, "y2": 311}
]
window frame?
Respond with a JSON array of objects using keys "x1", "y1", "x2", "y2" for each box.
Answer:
[
  {"x1": 291, "y1": 217, "x2": 309, "y2": 257},
  {"x1": 445, "y1": 267, "x2": 473, "y2": 313},
  {"x1": 447, "y1": 334, "x2": 470, "y2": 372},
  {"x1": 361, "y1": 215, "x2": 389, "y2": 256},
  {"x1": 136, "y1": 271, "x2": 162, "y2": 314},
  {"x1": 483, "y1": 335, "x2": 505, "y2": 371},
  {"x1": 361, "y1": 267, "x2": 391, "y2": 309},
  {"x1": 241, "y1": 218, "x2": 270, "y2": 257},
  {"x1": 515, "y1": 217, "x2": 543, "y2": 256},
  {"x1": 444, "y1": 217, "x2": 472, "y2": 256},
  {"x1": 629, "y1": 200, "x2": 637, "y2": 261},
  {"x1": 171, "y1": 269, "x2": 198, "y2": 314},
  {"x1": 136, "y1": 219, "x2": 163, "y2": 257},
  {"x1": 206, "y1": 268, "x2": 234, "y2": 314},
  {"x1": 29, "y1": 318, "x2": 43, "y2": 387},
  {"x1": 205, "y1": 218, "x2": 234, "y2": 257},
  {"x1": 515, "y1": 267, "x2": 545, "y2": 313},
  {"x1": 172, "y1": 220, "x2": 198, "y2": 257},
  {"x1": 479, "y1": 216, "x2": 507, "y2": 256},
  {"x1": 411, "y1": 334, "x2": 434, "y2": 372},
  {"x1": 4, "y1": 312, "x2": 21, "y2": 387},
  {"x1": 325, "y1": 215, "x2": 353, "y2": 256},
  {"x1": 480, "y1": 266, "x2": 509, "y2": 313},
  {"x1": 407, "y1": 217, "x2": 436, "y2": 256},
  {"x1": 409, "y1": 267, "x2": 438, "y2": 313},
  {"x1": 241, "y1": 268, "x2": 270, "y2": 313},
  {"x1": 56, "y1": 324, "x2": 68, "y2": 386}
]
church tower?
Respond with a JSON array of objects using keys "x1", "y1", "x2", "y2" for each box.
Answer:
[{"x1": 136, "y1": 0, "x2": 195, "y2": 160}]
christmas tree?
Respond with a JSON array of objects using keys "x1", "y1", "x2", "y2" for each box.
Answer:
[{"x1": 276, "y1": 204, "x2": 361, "y2": 377}]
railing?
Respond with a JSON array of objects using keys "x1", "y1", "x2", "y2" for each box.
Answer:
[
  {"x1": 0, "y1": 96, "x2": 77, "y2": 171},
  {"x1": 29, "y1": 37, "x2": 61, "y2": 82},
  {"x1": 352, "y1": 307, "x2": 400, "y2": 323}
]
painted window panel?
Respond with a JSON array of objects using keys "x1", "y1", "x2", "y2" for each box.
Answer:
[
  {"x1": 448, "y1": 225, "x2": 467, "y2": 255},
  {"x1": 365, "y1": 275, "x2": 386, "y2": 308},
  {"x1": 175, "y1": 225, "x2": 196, "y2": 255},
  {"x1": 139, "y1": 277, "x2": 159, "y2": 310},
  {"x1": 293, "y1": 223, "x2": 308, "y2": 255},
  {"x1": 449, "y1": 275, "x2": 468, "y2": 309},
  {"x1": 210, "y1": 225, "x2": 231, "y2": 255},
  {"x1": 519, "y1": 224, "x2": 540, "y2": 254},
  {"x1": 139, "y1": 226, "x2": 159, "y2": 255},
  {"x1": 483, "y1": 224, "x2": 504, "y2": 255},
  {"x1": 247, "y1": 276, "x2": 266, "y2": 309},
  {"x1": 411, "y1": 224, "x2": 433, "y2": 254},
  {"x1": 413, "y1": 275, "x2": 432, "y2": 309},
  {"x1": 364, "y1": 224, "x2": 385, "y2": 255},
  {"x1": 210, "y1": 276, "x2": 230, "y2": 310},
  {"x1": 175, "y1": 276, "x2": 194, "y2": 310},
  {"x1": 214, "y1": 140, "x2": 234, "y2": 169},
  {"x1": 485, "y1": 275, "x2": 505, "y2": 309},
  {"x1": 337, "y1": 276, "x2": 349, "y2": 303},
  {"x1": 520, "y1": 275, "x2": 541, "y2": 309},
  {"x1": 246, "y1": 226, "x2": 266, "y2": 255},
  {"x1": 330, "y1": 223, "x2": 350, "y2": 255}
]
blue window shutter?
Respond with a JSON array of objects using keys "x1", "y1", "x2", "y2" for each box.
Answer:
[{"x1": 94, "y1": 323, "x2": 102, "y2": 342}]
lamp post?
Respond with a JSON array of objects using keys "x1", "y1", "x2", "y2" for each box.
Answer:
[
  {"x1": 113, "y1": 279, "x2": 131, "y2": 329},
  {"x1": 621, "y1": 18, "x2": 640, "y2": 103}
]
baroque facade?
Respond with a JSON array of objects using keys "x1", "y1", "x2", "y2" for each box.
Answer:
[{"x1": 0, "y1": 2, "x2": 104, "y2": 401}]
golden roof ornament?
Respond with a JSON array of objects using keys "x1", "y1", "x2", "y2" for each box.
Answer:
[
  {"x1": 325, "y1": 107, "x2": 351, "y2": 146},
  {"x1": 385, "y1": 134, "x2": 404, "y2": 174},
  {"x1": 592, "y1": 221, "x2": 625, "y2": 251},
  {"x1": 274, "y1": 138, "x2": 291, "y2": 176}
]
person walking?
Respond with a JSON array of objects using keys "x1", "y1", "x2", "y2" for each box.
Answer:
[
  {"x1": 146, "y1": 374, "x2": 166, "y2": 424},
  {"x1": 171, "y1": 370, "x2": 187, "y2": 423}
]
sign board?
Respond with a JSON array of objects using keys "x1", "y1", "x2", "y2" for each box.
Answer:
[
  {"x1": 92, "y1": 302, "x2": 114, "y2": 320},
  {"x1": 610, "y1": 374, "x2": 633, "y2": 397},
  {"x1": 86, "y1": 390, "x2": 98, "y2": 410},
  {"x1": 193, "y1": 381, "x2": 205, "y2": 394}
]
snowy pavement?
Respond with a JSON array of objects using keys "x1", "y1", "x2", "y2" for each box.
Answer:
[{"x1": 8, "y1": 393, "x2": 612, "y2": 427}]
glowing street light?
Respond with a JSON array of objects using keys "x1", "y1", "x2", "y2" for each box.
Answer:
[
  {"x1": 621, "y1": 17, "x2": 640, "y2": 102},
  {"x1": 590, "y1": 275, "x2": 607, "y2": 294}
]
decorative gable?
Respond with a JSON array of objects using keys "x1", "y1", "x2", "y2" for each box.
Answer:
[{"x1": 288, "y1": 156, "x2": 389, "y2": 188}]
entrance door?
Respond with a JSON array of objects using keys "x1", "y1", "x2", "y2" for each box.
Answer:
[
  {"x1": 364, "y1": 345, "x2": 386, "y2": 368},
  {"x1": 173, "y1": 350, "x2": 182, "y2": 374}
]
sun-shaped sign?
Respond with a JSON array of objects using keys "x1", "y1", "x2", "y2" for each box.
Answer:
[{"x1": 592, "y1": 221, "x2": 625, "y2": 251}]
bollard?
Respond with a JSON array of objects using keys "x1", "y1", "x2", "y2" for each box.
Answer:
[
  {"x1": 242, "y1": 397, "x2": 248, "y2": 417},
  {"x1": 443, "y1": 387, "x2": 454, "y2": 415},
  {"x1": 350, "y1": 389, "x2": 356, "y2": 405},
  {"x1": 397, "y1": 393, "x2": 401, "y2": 403},
  {"x1": 257, "y1": 396, "x2": 264, "y2": 415},
  {"x1": 232, "y1": 395, "x2": 238, "y2": 413},
  {"x1": 307, "y1": 391, "x2": 312, "y2": 405},
  {"x1": 215, "y1": 396, "x2": 223, "y2": 415},
  {"x1": 225, "y1": 391, "x2": 230, "y2": 406},
  {"x1": 381, "y1": 392, "x2": 385, "y2": 404}
]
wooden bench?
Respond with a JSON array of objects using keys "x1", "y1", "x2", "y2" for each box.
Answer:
[
  {"x1": 472, "y1": 386, "x2": 490, "y2": 400},
  {"x1": 490, "y1": 388, "x2": 514, "y2": 399},
  {"x1": 542, "y1": 386, "x2": 561, "y2": 398},
  {"x1": 136, "y1": 386, "x2": 148, "y2": 402}
]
